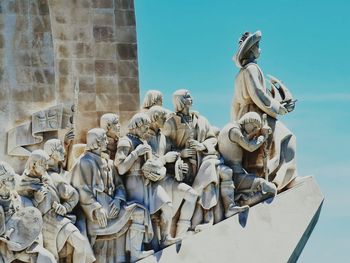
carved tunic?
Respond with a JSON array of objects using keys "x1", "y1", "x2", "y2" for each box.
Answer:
[
  {"x1": 163, "y1": 112, "x2": 220, "y2": 210},
  {"x1": 115, "y1": 135, "x2": 171, "y2": 215},
  {"x1": 232, "y1": 63, "x2": 281, "y2": 120},
  {"x1": 147, "y1": 130, "x2": 194, "y2": 213}
]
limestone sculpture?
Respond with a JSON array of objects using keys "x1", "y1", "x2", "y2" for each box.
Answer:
[
  {"x1": 17, "y1": 150, "x2": 95, "y2": 263},
  {"x1": 115, "y1": 114, "x2": 179, "y2": 248},
  {"x1": 0, "y1": 26, "x2": 307, "y2": 263},
  {"x1": 232, "y1": 31, "x2": 297, "y2": 190},
  {"x1": 71, "y1": 128, "x2": 154, "y2": 262},
  {"x1": 0, "y1": 161, "x2": 56, "y2": 263},
  {"x1": 142, "y1": 90, "x2": 163, "y2": 110},
  {"x1": 146, "y1": 106, "x2": 198, "y2": 239},
  {"x1": 218, "y1": 112, "x2": 277, "y2": 206},
  {"x1": 162, "y1": 90, "x2": 248, "y2": 231}
]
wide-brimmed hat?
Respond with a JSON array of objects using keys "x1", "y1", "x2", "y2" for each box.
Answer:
[{"x1": 234, "y1": 31, "x2": 262, "y2": 68}]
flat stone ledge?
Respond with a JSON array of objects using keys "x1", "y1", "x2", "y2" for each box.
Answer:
[{"x1": 140, "y1": 176, "x2": 324, "y2": 263}]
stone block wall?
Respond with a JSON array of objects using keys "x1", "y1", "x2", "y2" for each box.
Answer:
[{"x1": 0, "y1": 0, "x2": 140, "y2": 172}]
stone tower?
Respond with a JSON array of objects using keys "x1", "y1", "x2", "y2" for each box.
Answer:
[{"x1": 0, "y1": 0, "x2": 140, "y2": 171}]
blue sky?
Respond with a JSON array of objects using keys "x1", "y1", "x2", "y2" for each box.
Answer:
[{"x1": 135, "y1": 0, "x2": 350, "y2": 262}]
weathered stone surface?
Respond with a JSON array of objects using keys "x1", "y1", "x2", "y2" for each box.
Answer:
[
  {"x1": 116, "y1": 43, "x2": 137, "y2": 60},
  {"x1": 0, "y1": 0, "x2": 140, "y2": 170},
  {"x1": 140, "y1": 176, "x2": 324, "y2": 263}
]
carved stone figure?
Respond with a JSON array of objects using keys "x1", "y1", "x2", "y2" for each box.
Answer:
[
  {"x1": 71, "y1": 128, "x2": 154, "y2": 262},
  {"x1": 163, "y1": 90, "x2": 247, "y2": 231},
  {"x1": 146, "y1": 106, "x2": 198, "y2": 238},
  {"x1": 232, "y1": 31, "x2": 297, "y2": 190},
  {"x1": 115, "y1": 113, "x2": 179, "y2": 247},
  {"x1": 218, "y1": 112, "x2": 277, "y2": 206},
  {"x1": 142, "y1": 90, "x2": 163, "y2": 110},
  {"x1": 0, "y1": 161, "x2": 56, "y2": 263},
  {"x1": 44, "y1": 139, "x2": 80, "y2": 218},
  {"x1": 17, "y1": 150, "x2": 95, "y2": 263},
  {"x1": 100, "y1": 113, "x2": 121, "y2": 160}
]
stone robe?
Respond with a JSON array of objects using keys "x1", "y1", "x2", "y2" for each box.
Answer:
[
  {"x1": 115, "y1": 135, "x2": 171, "y2": 215},
  {"x1": 147, "y1": 130, "x2": 194, "y2": 215},
  {"x1": 71, "y1": 151, "x2": 153, "y2": 262},
  {"x1": 163, "y1": 112, "x2": 220, "y2": 210},
  {"x1": 0, "y1": 194, "x2": 56, "y2": 263},
  {"x1": 232, "y1": 62, "x2": 297, "y2": 190},
  {"x1": 17, "y1": 174, "x2": 95, "y2": 263}
]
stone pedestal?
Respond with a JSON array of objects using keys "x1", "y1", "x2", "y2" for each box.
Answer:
[{"x1": 140, "y1": 176, "x2": 324, "y2": 263}]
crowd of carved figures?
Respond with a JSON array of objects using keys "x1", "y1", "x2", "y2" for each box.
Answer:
[{"x1": 0, "y1": 31, "x2": 298, "y2": 263}]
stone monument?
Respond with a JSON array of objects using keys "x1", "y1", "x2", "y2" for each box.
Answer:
[{"x1": 0, "y1": 1, "x2": 323, "y2": 262}]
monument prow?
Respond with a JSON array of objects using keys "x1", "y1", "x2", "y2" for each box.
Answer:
[{"x1": 140, "y1": 176, "x2": 323, "y2": 263}]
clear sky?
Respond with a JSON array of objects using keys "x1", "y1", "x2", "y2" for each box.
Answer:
[{"x1": 134, "y1": 0, "x2": 350, "y2": 262}]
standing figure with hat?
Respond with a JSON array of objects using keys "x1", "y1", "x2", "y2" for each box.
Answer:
[
  {"x1": 0, "y1": 161, "x2": 56, "y2": 263},
  {"x1": 232, "y1": 31, "x2": 298, "y2": 191}
]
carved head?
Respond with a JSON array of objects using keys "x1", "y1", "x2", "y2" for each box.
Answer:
[
  {"x1": 128, "y1": 113, "x2": 151, "y2": 139},
  {"x1": 86, "y1": 128, "x2": 108, "y2": 152},
  {"x1": 44, "y1": 139, "x2": 65, "y2": 163},
  {"x1": 173, "y1": 89, "x2": 193, "y2": 112},
  {"x1": 0, "y1": 162, "x2": 16, "y2": 192},
  {"x1": 234, "y1": 31, "x2": 262, "y2": 67},
  {"x1": 25, "y1": 150, "x2": 49, "y2": 178},
  {"x1": 142, "y1": 90, "x2": 163, "y2": 110},
  {"x1": 147, "y1": 106, "x2": 170, "y2": 129},
  {"x1": 238, "y1": 112, "x2": 262, "y2": 138},
  {"x1": 100, "y1": 113, "x2": 120, "y2": 139}
]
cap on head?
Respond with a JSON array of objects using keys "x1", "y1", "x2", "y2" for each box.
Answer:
[
  {"x1": 234, "y1": 30, "x2": 262, "y2": 68},
  {"x1": 44, "y1": 139, "x2": 63, "y2": 157},
  {"x1": 147, "y1": 106, "x2": 170, "y2": 123},
  {"x1": 173, "y1": 89, "x2": 189, "y2": 112},
  {"x1": 86, "y1": 128, "x2": 106, "y2": 151},
  {"x1": 142, "y1": 90, "x2": 163, "y2": 109},
  {"x1": 128, "y1": 113, "x2": 151, "y2": 130},
  {"x1": 238, "y1": 112, "x2": 262, "y2": 127},
  {"x1": 25, "y1": 150, "x2": 49, "y2": 172},
  {"x1": 100, "y1": 113, "x2": 119, "y2": 131}
]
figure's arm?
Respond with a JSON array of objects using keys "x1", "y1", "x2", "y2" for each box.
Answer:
[
  {"x1": 60, "y1": 184, "x2": 79, "y2": 213},
  {"x1": 229, "y1": 127, "x2": 267, "y2": 152},
  {"x1": 114, "y1": 139, "x2": 138, "y2": 175},
  {"x1": 75, "y1": 159, "x2": 102, "y2": 221},
  {"x1": 244, "y1": 65, "x2": 285, "y2": 118},
  {"x1": 192, "y1": 115, "x2": 218, "y2": 155}
]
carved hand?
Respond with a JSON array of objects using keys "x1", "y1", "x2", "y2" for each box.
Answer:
[
  {"x1": 180, "y1": 148, "x2": 196, "y2": 158},
  {"x1": 188, "y1": 139, "x2": 206, "y2": 151},
  {"x1": 164, "y1": 151, "x2": 179, "y2": 163},
  {"x1": 109, "y1": 200, "x2": 120, "y2": 218},
  {"x1": 94, "y1": 207, "x2": 108, "y2": 228},
  {"x1": 278, "y1": 105, "x2": 288, "y2": 115},
  {"x1": 179, "y1": 162, "x2": 189, "y2": 175},
  {"x1": 34, "y1": 188, "x2": 48, "y2": 203},
  {"x1": 64, "y1": 128, "x2": 75, "y2": 146},
  {"x1": 135, "y1": 144, "x2": 152, "y2": 157},
  {"x1": 55, "y1": 204, "x2": 67, "y2": 216}
]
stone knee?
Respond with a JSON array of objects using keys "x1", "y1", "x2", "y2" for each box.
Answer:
[
  {"x1": 160, "y1": 203, "x2": 173, "y2": 223},
  {"x1": 131, "y1": 207, "x2": 145, "y2": 225},
  {"x1": 218, "y1": 164, "x2": 234, "y2": 182},
  {"x1": 184, "y1": 188, "x2": 198, "y2": 204}
]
